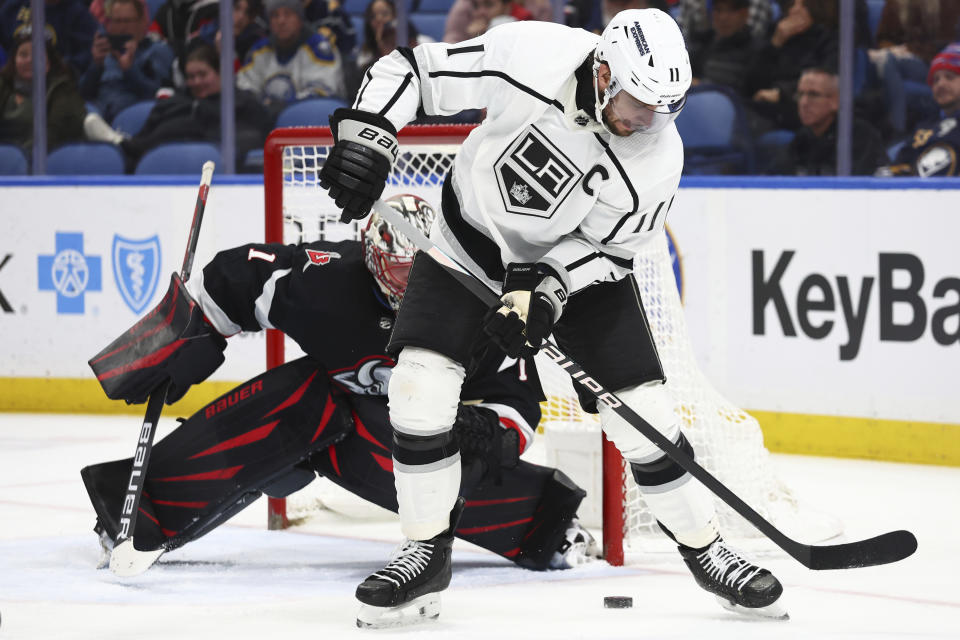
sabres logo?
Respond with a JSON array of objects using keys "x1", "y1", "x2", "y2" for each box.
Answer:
[{"x1": 303, "y1": 249, "x2": 342, "y2": 271}]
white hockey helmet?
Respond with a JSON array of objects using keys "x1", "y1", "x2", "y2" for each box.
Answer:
[
  {"x1": 363, "y1": 193, "x2": 437, "y2": 311},
  {"x1": 594, "y1": 9, "x2": 692, "y2": 134}
]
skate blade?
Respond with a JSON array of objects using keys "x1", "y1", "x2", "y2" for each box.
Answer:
[
  {"x1": 109, "y1": 539, "x2": 164, "y2": 577},
  {"x1": 356, "y1": 594, "x2": 441, "y2": 629},
  {"x1": 717, "y1": 596, "x2": 789, "y2": 621}
]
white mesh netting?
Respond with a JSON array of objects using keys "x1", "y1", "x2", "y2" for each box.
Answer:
[{"x1": 267, "y1": 129, "x2": 842, "y2": 553}]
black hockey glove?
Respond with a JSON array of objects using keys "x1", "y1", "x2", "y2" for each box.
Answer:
[
  {"x1": 318, "y1": 107, "x2": 398, "y2": 223},
  {"x1": 89, "y1": 273, "x2": 227, "y2": 405},
  {"x1": 453, "y1": 405, "x2": 520, "y2": 473},
  {"x1": 482, "y1": 263, "x2": 567, "y2": 358}
]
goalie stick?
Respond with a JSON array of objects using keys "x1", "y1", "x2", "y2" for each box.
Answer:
[
  {"x1": 371, "y1": 199, "x2": 917, "y2": 571},
  {"x1": 109, "y1": 161, "x2": 216, "y2": 576}
]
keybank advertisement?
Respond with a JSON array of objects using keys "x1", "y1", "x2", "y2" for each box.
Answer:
[
  {"x1": 669, "y1": 186, "x2": 960, "y2": 425},
  {"x1": 0, "y1": 184, "x2": 267, "y2": 382}
]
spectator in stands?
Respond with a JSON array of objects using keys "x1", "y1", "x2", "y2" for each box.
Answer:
[
  {"x1": 120, "y1": 41, "x2": 272, "y2": 171},
  {"x1": 868, "y1": 0, "x2": 960, "y2": 135},
  {"x1": 305, "y1": 0, "x2": 358, "y2": 60},
  {"x1": 677, "y1": 0, "x2": 771, "y2": 42},
  {"x1": 237, "y1": 0, "x2": 346, "y2": 106},
  {"x1": 149, "y1": 0, "x2": 220, "y2": 78},
  {"x1": 357, "y1": 0, "x2": 432, "y2": 74},
  {"x1": 0, "y1": 35, "x2": 87, "y2": 153},
  {"x1": 88, "y1": 0, "x2": 145, "y2": 23},
  {"x1": 0, "y1": 0, "x2": 101, "y2": 74},
  {"x1": 80, "y1": 0, "x2": 174, "y2": 122},
  {"x1": 444, "y1": 0, "x2": 545, "y2": 43},
  {"x1": 688, "y1": 0, "x2": 765, "y2": 97},
  {"x1": 880, "y1": 43, "x2": 960, "y2": 177},
  {"x1": 197, "y1": 0, "x2": 269, "y2": 71},
  {"x1": 769, "y1": 66, "x2": 886, "y2": 175},
  {"x1": 745, "y1": 0, "x2": 840, "y2": 133}
]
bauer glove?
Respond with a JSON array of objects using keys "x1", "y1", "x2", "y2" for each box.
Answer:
[
  {"x1": 318, "y1": 108, "x2": 398, "y2": 223},
  {"x1": 482, "y1": 263, "x2": 567, "y2": 358}
]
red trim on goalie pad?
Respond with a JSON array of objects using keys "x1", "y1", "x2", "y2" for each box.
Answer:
[
  {"x1": 139, "y1": 507, "x2": 159, "y2": 525},
  {"x1": 328, "y1": 445, "x2": 341, "y2": 476},
  {"x1": 153, "y1": 499, "x2": 209, "y2": 508},
  {"x1": 162, "y1": 528, "x2": 178, "y2": 537},
  {"x1": 95, "y1": 339, "x2": 186, "y2": 380},
  {"x1": 352, "y1": 410, "x2": 388, "y2": 450},
  {"x1": 153, "y1": 465, "x2": 244, "y2": 482},
  {"x1": 502, "y1": 547, "x2": 520, "y2": 557},
  {"x1": 187, "y1": 421, "x2": 279, "y2": 459},
  {"x1": 264, "y1": 371, "x2": 318, "y2": 417},
  {"x1": 89, "y1": 286, "x2": 183, "y2": 365},
  {"x1": 310, "y1": 394, "x2": 336, "y2": 443},
  {"x1": 464, "y1": 496, "x2": 535, "y2": 507},
  {"x1": 370, "y1": 451, "x2": 392, "y2": 472},
  {"x1": 457, "y1": 517, "x2": 532, "y2": 535}
]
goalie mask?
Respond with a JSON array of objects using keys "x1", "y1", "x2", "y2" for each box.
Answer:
[
  {"x1": 363, "y1": 194, "x2": 437, "y2": 311},
  {"x1": 594, "y1": 8, "x2": 691, "y2": 135}
]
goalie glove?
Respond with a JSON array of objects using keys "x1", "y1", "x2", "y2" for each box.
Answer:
[
  {"x1": 89, "y1": 273, "x2": 227, "y2": 405},
  {"x1": 482, "y1": 263, "x2": 567, "y2": 358},
  {"x1": 318, "y1": 108, "x2": 398, "y2": 223}
]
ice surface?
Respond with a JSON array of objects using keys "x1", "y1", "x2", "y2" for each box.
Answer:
[{"x1": 0, "y1": 413, "x2": 958, "y2": 639}]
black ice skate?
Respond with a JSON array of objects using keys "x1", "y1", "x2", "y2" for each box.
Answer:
[
  {"x1": 355, "y1": 497, "x2": 465, "y2": 629},
  {"x1": 679, "y1": 537, "x2": 789, "y2": 620}
]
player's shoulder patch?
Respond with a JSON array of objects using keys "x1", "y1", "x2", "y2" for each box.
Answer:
[
  {"x1": 916, "y1": 142, "x2": 957, "y2": 177},
  {"x1": 305, "y1": 33, "x2": 337, "y2": 62}
]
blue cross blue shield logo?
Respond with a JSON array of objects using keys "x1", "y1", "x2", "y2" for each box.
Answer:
[{"x1": 112, "y1": 234, "x2": 161, "y2": 314}]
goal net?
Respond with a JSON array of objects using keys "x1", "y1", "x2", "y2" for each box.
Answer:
[{"x1": 262, "y1": 125, "x2": 841, "y2": 564}]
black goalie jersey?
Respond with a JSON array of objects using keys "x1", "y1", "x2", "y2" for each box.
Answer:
[{"x1": 83, "y1": 239, "x2": 589, "y2": 570}]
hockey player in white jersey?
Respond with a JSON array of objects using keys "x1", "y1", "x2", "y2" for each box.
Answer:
[{"x1": 319, "y1": 8, "x2": 787, "y2": 626}]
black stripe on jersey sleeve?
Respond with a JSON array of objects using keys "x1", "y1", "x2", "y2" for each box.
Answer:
[
  {"x1": 566, "y1": 252, "x2": 601, "y2": 272},
  {"x1": 427, "y1": 70, "x2": 564, "y2": 110},
  {"x1": 592, "y1": 133, "x2": 639, "y2": 214},
  {"x1": 395, "y1": 47, "x2": 421, "y2": 79},
  {"x1": 447, "y1": 44, "x2": 484, "y2": 56},
  {"x1": 378, "y1": 72, "x2": 413, "y2": 117},
  {"x1": 353, "y1": 69, "x2": 373, "y2": 108}
]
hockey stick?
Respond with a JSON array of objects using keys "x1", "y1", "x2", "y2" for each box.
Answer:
[
  {"x1": 372, "y1": 199, "x2": 917, "y2": 571},
  {"x1": 110, "y1": 161, "x2": 216, "y2": 576}
]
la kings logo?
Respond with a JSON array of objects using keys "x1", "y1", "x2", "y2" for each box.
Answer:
[{"x1": 495, "y1": 125, "x2": 584, "y2": 219}]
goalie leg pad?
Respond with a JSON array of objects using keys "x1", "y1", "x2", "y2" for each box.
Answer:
[
  {"x1": 82, "y1": 357, "x2": 352, "y2": 550},
  {"x1": 89, "y1": 273, "x2": 227, "y2": 405}
]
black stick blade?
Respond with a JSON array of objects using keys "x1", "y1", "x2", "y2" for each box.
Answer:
[{"x1": 805, "y1": 530, "x2": 918, "y2": 570}]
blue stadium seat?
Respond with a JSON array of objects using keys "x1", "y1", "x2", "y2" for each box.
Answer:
[
  {"x1": 754, "y1": 129, "x2": 795, "y2": 172},
  {"x1": 47, "y1": 143, "x2": 125, "y2": 175},
  {"x1": 275, "y1": 97, "x2": 350, "y2": 128},
  {"x1": 866, "y1": 0, "x2": 885, "y2": 39},
  {"x1": 415, "y1": 0, "x2": 454, "y2": 12},
  {"x1": 112, "y1": 100, "x2": 156, "y2": 137},
  {"x1": 675, "y1": 86, "x2": 753, "y2": 174},
  {"x1": 135, "y1": 142, "x2": 222, "y2": 175},
  {"x1": 342, "y1": 0, "x2": 369, "y2": 14},
  {"x1": 0, "y1": 144, "x2": 28, "y2": 175},
  {"x1": 411, "y1": 12, "x2": 446, "y2": 42}
]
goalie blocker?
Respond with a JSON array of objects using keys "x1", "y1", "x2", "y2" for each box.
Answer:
[
  {"x1": 82, "y1": 356, "x2": 590, "y2": 570},
  {"x1": 88, "y1": 273, "x2": 227, "y2": 405}
]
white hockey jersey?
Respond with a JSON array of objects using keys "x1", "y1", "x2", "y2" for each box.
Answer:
[{"x1": 355, "y1": 21, "x2": 683, "y2": 294}]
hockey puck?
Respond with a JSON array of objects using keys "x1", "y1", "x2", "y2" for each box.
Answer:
[{"x1": 603, "y1": 596, "x2": 633, "y2": 609}]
